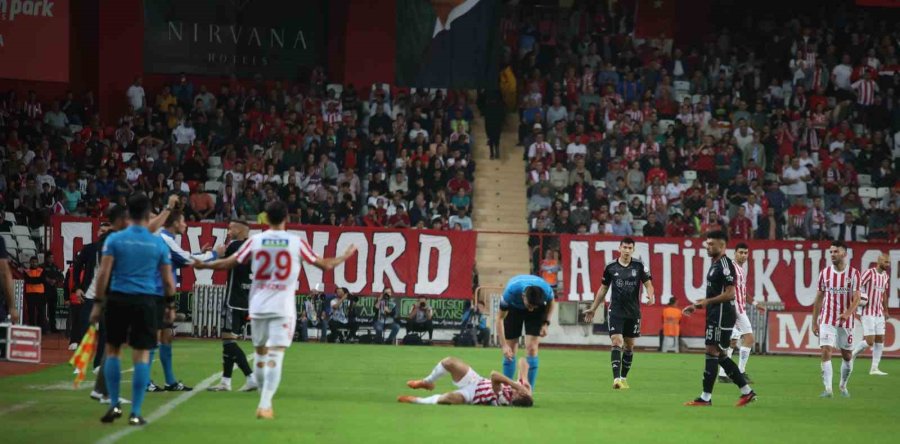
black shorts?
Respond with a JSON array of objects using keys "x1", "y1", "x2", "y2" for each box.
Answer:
[
  {"x1": 503, "y1": 306, "x2": 545, "y2": 340},
  {"x1": 221, "y1": 308, "x2": 248, "y2": 335},
  {"x1": 608, "y1": 314, "x2": 641, "y2": 338},
  {"x1": 105, "y1": 294, "x2": 162, "y2": 350},
  {"x1": 705, "y1": 306, "x2": 736, "y2": 349}
]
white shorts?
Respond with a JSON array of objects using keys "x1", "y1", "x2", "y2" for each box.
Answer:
[
  {"x1": 818, "y1": 324, "x2": 853, "y2": 350},
  {"x1": 731, "y1": 313, "x2": 753, "y2": 340},
  {"x1": 251, "y1": 316, "x2": 296, "y2": 348},
  {"x1": 452, "y1": 368, "x2": 483, "y2": 404},
  {"x1": 861, "y1": 315, "x2": 886, "y2": 337}
]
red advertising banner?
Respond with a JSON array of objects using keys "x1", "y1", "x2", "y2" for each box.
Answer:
[
  {"x1": 0, "y1": 0, "x2": 69, "y2": 82},
  {"x1": 767, "y1": 311, "x2": 900, "y2": 358},
  {"x1": 50, "y1": 216, "x2": 476, "y2": 298},
  {"x1": 560, "y1": 236, "x2": 900, "y2": 312}
]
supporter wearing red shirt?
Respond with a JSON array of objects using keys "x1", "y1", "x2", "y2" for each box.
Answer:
[
  {"x1": 786, "y1": 200, "x2": 809, "y2": 237},
  {"x1": 446, "y1": 170, "x2": 472, "y2": 195},
  {"x1": 646, "y1": 157, "x2": 667, "y2": 184},
  {"x1": 729, "y1": 206, "x2": 753, "y2": 240},
  {"x1": 665, "y1": 213, "x2": 695, "y2": 237},
  {"x1": 362, "y1": 205, "x2": 385, "y2": 227}
]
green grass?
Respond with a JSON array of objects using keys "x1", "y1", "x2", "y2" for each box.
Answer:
[{"x1": 0, "y1": 340, "x2": 898, "y2": 444}]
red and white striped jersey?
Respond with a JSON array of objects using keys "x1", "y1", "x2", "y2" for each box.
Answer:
[
  {"x1": 471, "y1": 378, "x2": 513, "y2": 406},
  {"x1": 851, "y1": 79, "x2": 878, "y2": 106},
  {"x1": 734, "y1": 262, "x2": 748, "y2": 314},
  {"x1": 817, "y1": 265, "x2": 861, "y2": 328},
  {"x1": 860, "y1": 268, "x2": 889, "y2": 317},
  {"x1": 236, "y1": 230, "x2": 320, "y2": 319}
]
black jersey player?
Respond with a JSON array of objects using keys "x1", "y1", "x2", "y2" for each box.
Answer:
[
  {"x1": 207, "y1": 220, "x2": 258, "y2": 392},
  {"x1": 683, "y1": 231, "x2": 757, "y2": 407},
  {"x1": 583, "y1": 237, "x2": 655, "y2": 389}
]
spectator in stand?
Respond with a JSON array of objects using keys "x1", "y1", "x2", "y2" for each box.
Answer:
[
  {"x1": 643, "y1": 212, "x2": 665, "y2": 237},
  {"x1": 729, "y1": 206, "x2": 753, "y2": 240},
  {"x1": 610, "y1": 213, "x2": 632, "y2": 236},
  {"x1": 126, "y1": 76, "x2": 146, "y2": 112},
  {"x1": 804, "y1": 197, "x2": 828, "y2": 240}
]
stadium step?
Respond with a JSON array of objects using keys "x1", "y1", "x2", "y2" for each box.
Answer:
[{"x1": 470, "y1": 111, "x2": 531, "y2": 288}]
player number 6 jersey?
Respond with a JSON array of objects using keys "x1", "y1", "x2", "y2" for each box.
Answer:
[
  {"x1": 816, "y1": 265, "x2": 861, "y2": 328},
  {"x1": 236, "y1": 230, "x2": 320, "y2": 319}
]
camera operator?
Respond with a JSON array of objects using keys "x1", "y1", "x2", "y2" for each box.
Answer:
[
  {"x1": 406, "y1": 296, "x2": 434, "y2": 341},
  {"x1": 462, "y1": 300, "x2": 491, "y2": 347},
  {"x1": 374, "y1": 289, "x2": 400, "y2": 344},
  {"x1": 328, "y1": 287, "x2": 358, "y2": 343}
]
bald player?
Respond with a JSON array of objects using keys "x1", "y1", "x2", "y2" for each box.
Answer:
[{"x1": 851, "y1": 253, "x2": 890, "y2": 376}]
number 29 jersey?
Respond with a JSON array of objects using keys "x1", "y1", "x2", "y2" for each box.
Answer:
[{"x1": 235, "y1": 230, "x2": 320, "y2": 319}]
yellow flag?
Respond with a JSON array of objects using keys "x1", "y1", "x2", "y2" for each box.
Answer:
[{"x1": 69, "y1": 325, "x2": 98, "y2": 388}]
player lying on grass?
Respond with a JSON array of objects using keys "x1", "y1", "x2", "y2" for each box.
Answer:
[{"x1": 399, "y1": 356, "x2": 534, "y2": 407}]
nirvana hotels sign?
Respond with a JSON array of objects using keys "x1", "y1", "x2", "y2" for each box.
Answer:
[{"x1": 143, "y1": 0, "x2": 325, "y2": 77}]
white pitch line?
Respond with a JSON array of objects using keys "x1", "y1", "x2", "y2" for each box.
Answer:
[
  {"x1": 95, "y1": 372, "x2": 221, "y2": 444},
  {"x1": 0, "y1": 401, "x2": 37, "y2": 417}
]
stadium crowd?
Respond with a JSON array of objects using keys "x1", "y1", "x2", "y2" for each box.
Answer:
[
  {"x1": 508, "y1": 1, "x2": 900, "y2": 267},
  {"x1": 0, "y1": 72, "x2": 480, "y2": 256}
]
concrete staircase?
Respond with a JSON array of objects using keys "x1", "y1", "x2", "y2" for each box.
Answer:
[{"x1": 471, "y1": 113, "x2": 531, "y2": 288}]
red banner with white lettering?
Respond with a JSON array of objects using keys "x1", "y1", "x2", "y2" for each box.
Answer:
[
  {"x1": 560, "y1": 235, "x2": 900, "y2": 312},
  {"x1": 50, "y1": 216, "x2": 476, "y2": 298},
  {"x1": 0, "y1": 0, "x2": 69, "y2": 82},
  {"x1": 767, "y1": 311, "x2": 900, "y2": 357}
]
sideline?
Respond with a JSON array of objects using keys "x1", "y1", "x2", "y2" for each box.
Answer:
[{"x1": 95, "y1": 372, "x2": 220, "y2": 444}]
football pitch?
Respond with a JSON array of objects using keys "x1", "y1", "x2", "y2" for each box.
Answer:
[{"x1": 0, "y1": 340, "x2": 897, "y2": 444}]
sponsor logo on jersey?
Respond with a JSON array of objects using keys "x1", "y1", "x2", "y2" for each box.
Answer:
[{"x1": 261, "y1": 239, "x2": 289, "y2": 248}]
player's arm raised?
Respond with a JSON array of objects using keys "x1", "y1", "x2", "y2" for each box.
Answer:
[
  {"x1": 309, "y1": 245, "x2": 357, "y2": 271},
  {"x1": 583, "y1": 285, "x2": 609, "y2": 323},
  {"x1": 193, "y1": 254, "x2": 240, "y2": 271},
  {"x1": 148, "y1": 195, "x2": 180, "y2": 233}
]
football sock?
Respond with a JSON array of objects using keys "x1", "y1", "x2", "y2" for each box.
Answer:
[
  {"x1": 700, "y1": 392, "x2": 712, "y2": 402},
  {"x1": 611, "y1": 346, "x2": 622, "y2": 380},
  {"x1": 738, "y1": 347, "x2": 751, "y2": 373},
  {"x1": 258, "y1": 351, "x2": 284, "y2": 409},
  {"x1": 821, "y1": 360, "x2": 833, "y2": 393},
  {"x1": 104, "y1": 356, "x2": 121, "y2": 406},
  {"x1": 423, "y1": 361, "x2": 448, "y2": 384},
  {"x1": 414, "y1": 395, "x2": 441, "y2": 405},
  {"x1": 719, "y1": 347, "x2": 734, "y2": 377},
  {"x1": 502, "y1": 356, "x2": 515, "y2": 379},
  {"x1": 148, "y1": 347, "x2": 156, "y2": 367},
  {"x1": 718, "y1": 353, "x2": 747, "y2": 387},
  {"x1": 839, "y1": 359, "x2": 852, "y2": 389},
  {"x1": 872, "y1": 343, "x2": 884, "y2": 370},
  {"x1": 132, "y1": 361, "x2": 150, "y2": 417},
  {"x1": 232, "y1": 343, "x2": 253, "y2": 376},
  {"x1": 224, "y1": 341, "x2": 252, "y2": 376},
  {"x1": 622, "y1": 350, "x2": 633, "y2": 378},
  {"x1": 254, "y1": 353, "x2": 267, "y2": 390},
  {"x1": 526, "y1": 356, "x2": 539, "y2": 389},
  {"x1": 702, "y1": 354, "x2": 718, "y2": 394},
  {"x1": 851, "y1": 340, "x2": 869, "y2": 360},
  {"x1": 739, "y1": 385, "x2": 752, "y2": 395},
  {"x1": 160, "y1": 343, "x2": 176, "y2": 385},
  {"x1": 222, "y1": 342, "x2": 235, "y2": 379}
]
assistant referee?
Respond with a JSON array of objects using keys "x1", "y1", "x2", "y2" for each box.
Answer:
[{"x1": 90, "y1": 195, "x2": 175, "y2": 426}]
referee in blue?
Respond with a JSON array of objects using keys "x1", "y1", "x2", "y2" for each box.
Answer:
[{"x1": 90, "y1": 195, "x2": 175, "y2": 426}]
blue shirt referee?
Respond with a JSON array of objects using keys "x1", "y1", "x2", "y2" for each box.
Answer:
[
  {"x1": 496, "y1": 274, "x2": 556, "y2": 390},
  {"x1": 89, "y1": 194, "x2": 175, "y2": 426}
]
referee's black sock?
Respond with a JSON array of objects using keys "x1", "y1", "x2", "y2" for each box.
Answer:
[
  {"x1": 222, "y1": 342, "x2": 236, "y2": 379},
  {"x1": 622, "y1": 350, "x2": 633, "y2": 378},
  {"x1": 225, "y1": 341, "x2": 253, "y2": 377},
  {"x1": 718, "y1": 354, "x2": 748, "y2": 387},
  {"x1": 611, "y1": 346, "x2": 622, "y2": 379},
  {"x1": 703, "y1": 354, "x2": 719, "y2": 394}
]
